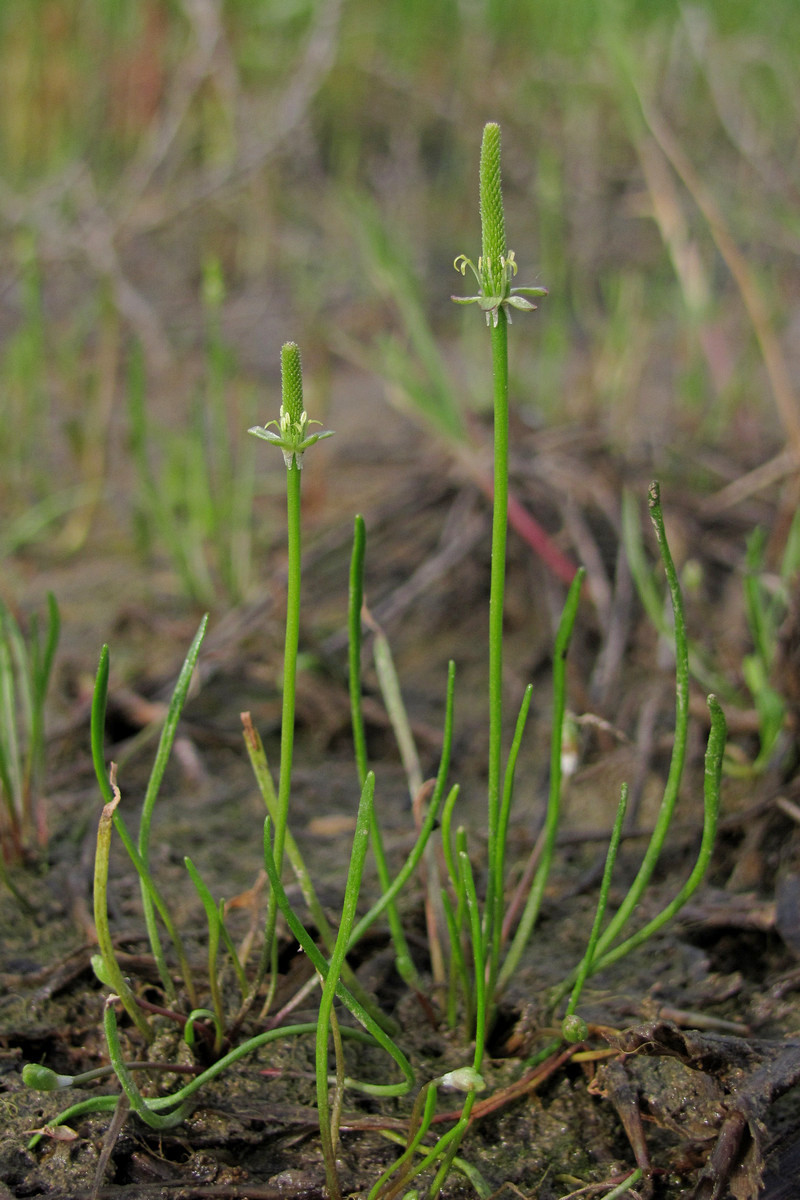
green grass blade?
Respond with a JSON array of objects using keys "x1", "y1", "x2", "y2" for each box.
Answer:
[
  {"x1": 316, "y1": 770, "x2": 376, "y2": 1200},
  {"x1": 93, "y1": 786, "x2": 152, "y2": 1042},
  {"x1": 263, "y1": 816, "x2": 414, "y2": 1098},
  {"x1": 137, "y1": 616, "x2": 208, "y2": 986}
]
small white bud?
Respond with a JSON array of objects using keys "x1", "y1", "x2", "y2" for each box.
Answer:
[{"x1": 439, "y1": 1066, "x2": 485, "y2": 1092}]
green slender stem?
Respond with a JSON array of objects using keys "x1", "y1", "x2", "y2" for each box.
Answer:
[
  {"x1": 439, "y1": 784, "x2": 461, "y2": 894},
  {"x1": 374, "y1": 1126, "x2": 490, "y2": 1200},
  {"x1": 453, "y1": 826, "x2": 473, "y2": 1030},
  {"x1": 258, "y1": 457, "x2": 303, "y2": 1003},
  {"x1": 316, "y1": 771, "x2": 375, "y2": 1200},
  {"x1": 441, "y1": 889, "x2": 470, "y2": 1030},
  {"x1": 216, "y1": 908, "x2": 248, "y2": 1001},
  {"x1": 184, "y1": 858, "x2": 228, "y2": 1051},
  {"x1": 602, "y1": 1169, "x2": 644, "y2": 1199},
  {"x1": 427, "y1": 1117, "x2": 473, "y2": 1200},
  {"x1": 184, "y1": 1008, "x2": 223, "y2": 1050},
  {"x1": 328, "y1": 1005, "x2": 346, "y2": 1170},
  {"x1": 275, "y1": 460, "x2": 302, "y2": 876},
  {"x1": 369, "y1": 1081, "x2": 439, "y2": 1200},
  {"x1": 391, "y1": 1090, "x2": 478, "y2": 1200},
  {"x1": 459, "y1": 850, "x2": 486, "y2": 1070},
  {"x1": 497, "y1": 567, "x2": 585, "y2": 992},
  {"x1": 486, "y1": 310, "x2": 509, "y2": 930}
]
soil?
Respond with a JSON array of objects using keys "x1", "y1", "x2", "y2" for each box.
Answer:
[{"x1": 3, "y1": 389, "x2": 800, "y2": 1200}]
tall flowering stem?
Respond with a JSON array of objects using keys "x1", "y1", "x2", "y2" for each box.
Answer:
[
  {"x1": 453, "y1": 123, "x2": 548, "y2": 999},
  {"x1": 484, "y1": 126, "x2": 509, "y2": 987},
  {"x1": 487, "y1": 307, "x2": 508, "y2": 930}
]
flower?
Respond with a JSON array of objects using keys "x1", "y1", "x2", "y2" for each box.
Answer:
[
  {"x1": 249, "y1": 343, "x2": 334, "y2": 469},
  {"x1": 248, "y1": 405, "x2": 334, "y2": 469},
  {"x1": 452, "y1": 249, "x2": 547, "y2": 327}
]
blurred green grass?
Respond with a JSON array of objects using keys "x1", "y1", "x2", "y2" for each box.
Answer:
[{"x1": 0, "y1": 0, "x2": 797, "y2": 594}]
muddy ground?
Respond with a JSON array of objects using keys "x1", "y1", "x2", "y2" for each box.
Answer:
[{"x1": 3, "y1": 388, "x2": 800, "y2": 1200}]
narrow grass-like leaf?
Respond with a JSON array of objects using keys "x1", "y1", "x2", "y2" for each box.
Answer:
[
  {"x1": 26, "y1": 1021, "x2": 378, "y2": 1150},
  {"x1": 103, "y1": 1001, "x2": 191, "y2": 1129},
  {"x1": 239, "y1": 713, "x2": 383, "y2": 1026},
  {"x1": 90, "y1": 645, "x2": 194, "y2": 1005},
  {"x1": 316, "y1": 770, "x2": 375, "y2": 1200},
  {"x1": 138, "y1": 615, "x2": 208, "y2": 994},
  {"x1": 348, "y1": 517, "x2": 418, "y2": 984},
  {"x1": 368, "y1": 1080, "x2": 439, "y2": 1200},
  {"x1": 586, "y1": 695, "x2": 725, "y2": 977},
  {"x1": 184, "y1": 857, "x2": 225, "y2": 1051},
  {"x1": 348, "y1": 514, "x2": 369, "y2": 784},
  {"x1": 439, "y1": 783, "x2": 461, "y2": 895},
  {"x1": 589, "y1": 484, "x2": 689, "y2": 959},
  {"x1": 459, "y1": 849, "x2": 486, "y2": 1067},
  {"x1": 347, "y1": 660, "x2": 456, "y2": 950},
  {"x1": 263, "y1": 816, "x2": 415, "y2": 1098},
  {"x1": 562, "y1": 783, "x2": 628, "y2": 1025},
  {"x1": 93, "y1": 784, "x2": 152, "y2": 1042}
]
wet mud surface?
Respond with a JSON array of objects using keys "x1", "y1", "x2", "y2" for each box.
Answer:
[{"x1": 3, "y1": 416, "x2": 800, "y2": 1200}]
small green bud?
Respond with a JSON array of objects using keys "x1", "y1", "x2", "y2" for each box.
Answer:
[
  {"x1": 22, "y1": 1063, "x2": 74, "y2": 1091},
  {"x1": 91, "y1": 953, "x2": 115, "y2": 987},
  {"x1": 562, "y1": 1014, "x2": 589, "y2": 1044},
  {"x1": 281, "y1": 342, "x2": 304, "y2": 426}
]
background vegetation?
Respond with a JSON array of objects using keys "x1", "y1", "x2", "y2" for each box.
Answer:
[{"x1": 1, "y1": 0, "x2": 797, "y2": 606}]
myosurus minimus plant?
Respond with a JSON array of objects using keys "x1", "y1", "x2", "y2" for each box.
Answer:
[{"x1": 23, "y1": 124, "x2": 725, "y2": 1200}]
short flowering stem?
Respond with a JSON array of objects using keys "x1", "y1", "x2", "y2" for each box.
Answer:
[{"x1": 275, "y1": 459, "x2": 302, "y2": 877}]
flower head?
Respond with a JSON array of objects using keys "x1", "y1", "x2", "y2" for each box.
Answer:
[
  {"x1": 453, "y1": 123, "x2": 547, "y2": 326},
  {"x1": 452, "y1": 249, "x2": 547, "y2": 327},
  {"x1": 249, "y1": 342, "x2": 334, "y2": 469}
]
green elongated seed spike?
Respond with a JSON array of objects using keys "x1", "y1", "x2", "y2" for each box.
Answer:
[
  {"x1": 479, "y1": 123, "x2": 506, "y2": 292},
  {"x1": 281, "y1": 341, "x2": 304, "y2": 425}
]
